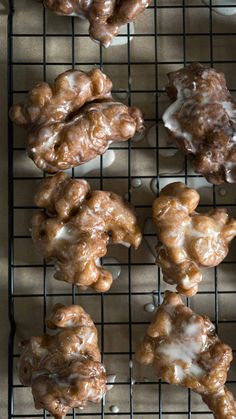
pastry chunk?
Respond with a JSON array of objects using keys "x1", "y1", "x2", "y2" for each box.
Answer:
[
  {"x1": 44, "y1": 0, "x2": 152, "y2": 48},
  {"x1": 9, "y1": 68, "x2": 144, "y2": 173},
  {"x1": 19, "y1": 304, "x2": 107, "y2": 418},
  {"x1": 152, "y1": 182, "x2": 236, "y2": 296},
  {"x1": 163, "y1": 62, "x2": 236, "y2": 184},
  {"x1": 31, "y1": 172, "x2": 142, "y2": 292},
  {"x1": 136, "y1": 291, "x2": 236, "y2": 419}
]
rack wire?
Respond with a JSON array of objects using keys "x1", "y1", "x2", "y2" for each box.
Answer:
[{"x1": 8, "y1": 0, "x2": 236, "y2": 418}]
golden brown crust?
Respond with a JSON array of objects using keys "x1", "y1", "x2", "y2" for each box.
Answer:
[
  {"x1": 163, "y1": 62, "x2": 236, "y2": 184},
  {"x1": 152, "y1": 182, "x2": 236, "y2": 296},
  {"x1": 136, "y1": 291, "x2": 236, "y2": 419},
  {"x1": 203, "y1": 387, "x2": 236, "y2": 419},
  {"x1": 31, "y1": 172, "x2": 142, "y2": 292},
  {"x1": 9, "y1": 69, "x2": 144, "y2": 173},
  {"x1": 43, "y1": 0, "x2": 152, "y2": 47},
  {"x1": 10, "y1": 69, "x2": 112, "y2": 127},
  {"x1": 19, "y1": 304, "x2": 107, "y2": 418}
]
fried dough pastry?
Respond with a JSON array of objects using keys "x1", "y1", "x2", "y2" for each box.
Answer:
[
  {"x1": 19, "y1": 304, "x2": 107, "y2": 418},
  {"x1": 136, "y1": 291, "x2": 236, "y2": 419},
  {"x1": 163, "y1": 62, "x2": 236, "y2": 184},
  {"x1": 152, "y1": 182, "x2": 236, "y2": 296},
  {"x1": 31, "y1": 172, "x2": 142, "y2": 292},
  {"x1": 9, "y1": 68, "x2": 144, "y2": 173},
  {"x1": 44, "y1": 0, "x2": 152, "y2": 47}
]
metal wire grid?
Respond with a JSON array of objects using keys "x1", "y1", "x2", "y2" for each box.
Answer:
[{"x1": 7, "y1": 1, "x2": 236, "y2": 418}]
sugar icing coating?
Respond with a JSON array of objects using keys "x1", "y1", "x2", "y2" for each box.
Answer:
[
  {"x1": 43, "y1": 0, "x2": 151, "y2": 48},
  {"x1": 136, "y1": 291, "x2": 236, "y2": 419},
  {"x1": 19, "y1": 304, "x2": 107, "y2": 418},
  {"x1": 163, "y1": 62, "x2": 236, "y2": 184},
  {"x1": 31, "y1": 172, "x2": 142, "y2": 292},
  {"x1": 152, "y1": 182, "x2": 236, "y2": 296},
  {"x1": 9, "y1": 69, "x2": 144, "y2": 173}
]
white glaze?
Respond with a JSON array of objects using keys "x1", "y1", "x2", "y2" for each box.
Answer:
[
  {"x1": 144, "y1": 303, "x2": 155, "y2": 313},
  {"x1": 183, "y1": 322, "x2": 201, "y2": 336},
  {"x1": 225, "y1": 162, "x2": 236, "y2": 183},
  {"x1": 107, "y1": 374, "x2": 116, "y2": 391},
  {"x1": 162, "y1": 213, "x2": 221, "y2": 259},
  {"x1": 34, "y1": 127, "x2": 60, "y2": 152},
  {"x1": 157, "y1": 316, "x2": 206, "y2": 381},
  {"x1": 55, "y1": 226, "x2": 78, "y2": 243},
  {"x1": 163, "y1": 84, "x2": 195, "y2": 152},
  {"x1": 150, "y1": 178, "x2": 159, "y2": 195},
  {"x1": 67, "y1": 12, "x2": 81, "y2": 16},
  {"x1": 158, "y1": 336, "x2": 202, "y2": 364},
  {"x1": 75, "y1": 149, "x2": 115, "y2": 176},
  {"x1": 152, "y1": 290, "x2": 160, "y2": 307},
  {"x1": 63, "y1": 319, "x2": 76, "y2": 328},
  {"x1": 189, "y1": 363, "x2": 205, "y2": 378},
  {"x1": 110, "y1": 22, "x2": 135, "y2": 46},
  {"x1": 163, "y1": 72, "x2": 236, "y2": 182},
  {"x1": 119, "y1": 240, "x2": 131, "y2": 248},
  {"x1": 202, "y1": 0, "x2": 236, "y2": 15},
  {"x1": 114, "y1": 89, "x2": 129, "y2": 100},
  {"x1": 180, "y1": 275, "x2": 194, "y2": 290},
  {"x1": 65, "y1": 71, "x2": 82, "y2": 89},
  {"x1": 131, "y1": 178, "x2": 142, "y2": 189},
  {"x1": 110, "y1": 405, "x2": 120, "y2": 413},
  {"x1": 175, "y1": 364, "x2": 185, "y2": 381},
  {"x1": 102, "y1": 257, "x2": 121, "y2": 280},
  {"x1": 69, "y1": 328, "x2": 95, "y2": 356}
]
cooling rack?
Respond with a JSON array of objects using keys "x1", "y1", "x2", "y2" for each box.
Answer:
[{"x1": 7, "y1": 0, "x2": 236, "y2": 418}]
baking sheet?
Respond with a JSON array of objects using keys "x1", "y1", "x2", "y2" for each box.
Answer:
[{"x1": 7, "y1": 1, "x2": 236, "y2": 418}]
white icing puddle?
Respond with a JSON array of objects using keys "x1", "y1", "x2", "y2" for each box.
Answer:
[
  {"x1": 144, "y1": 302, "x2": 155, "y2": 313},
  {"x1": 132, "y1": 131, "x2": 145, "y2": 143},
  {"x1": 123, "y1": 178, "x2": 142, "y2": 201},
  {"x1": 109, "y1": 405, "x2": 120, "y2": 413},
  {"x1": 131, "y1": 378, "x2": 136, "y2": 385},
  {"x1": 107, "y1": 374, "x2": 116, "y2": 391},
  {"x1": 150, "y1": 178, "x2": 159, "y2": 195},
  {"x1": 202, "y1": 0, "x2": 236, "y2": 15},
  {"x1": 152, "y1": 289, "x2": 160, "y2": 307},
  {"x1": 102, "y1": 257, "x2": 121, "y2": 281},
  {"x1": 131, "y1": 178, "x2": 142, "y2": 189},
  {"x1": 160, "y1": 149, "x2": 178, "y2": 158},
  {"x1": 144, "y1": 290, "x2": 160, "y2": 312},
  {"x1": 111, "y1": 22, "x2": 135, "y2": 46},
  {"x1": 74, "y1": 149, "x2": 115, "y2": 176},
  {"x1": 114, "y1": 89, "x2": 129, "y2": 101},
  {"x1": 159, "y1": 150, "x2": 184, "y2": 175}
]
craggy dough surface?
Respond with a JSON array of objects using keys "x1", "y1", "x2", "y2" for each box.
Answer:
[{"x1": 2, "y1": 1, "x2": 236, "y2": 418}]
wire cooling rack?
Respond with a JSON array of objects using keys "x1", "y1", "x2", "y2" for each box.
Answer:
[{"x1": 7, "y1": 1, "x2": 236, "y2": 418}]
